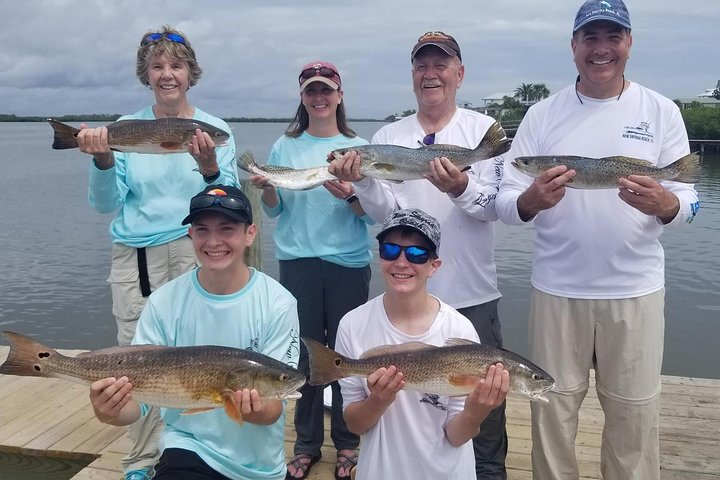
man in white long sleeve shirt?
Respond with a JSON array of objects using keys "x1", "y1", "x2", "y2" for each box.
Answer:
[
  {"x1": 330, "y1": 31, "x2": 508, "y2": 479},
  {"x1": 495, "y1": 1, "x2": 700, "y2": 478}
]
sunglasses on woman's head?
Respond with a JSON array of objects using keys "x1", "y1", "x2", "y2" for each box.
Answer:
[
  {"x1": 141, "y1": 32, "x2": 186, "y2": 46},
  {"x1": 299, "y1": 66, "x2": 339, "y2": 81},
  {"x1": 190, "y1": 193, "x2": 249, "y2": 213},
  {"x1": 379, "y1": 243, "x2": 433, "y2": 264}
]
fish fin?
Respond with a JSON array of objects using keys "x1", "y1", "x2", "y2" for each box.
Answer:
[
  {"x1": 180, "y1": 407, "x2": 216, "y2": 416},
  {"x1": 670, "y1": 152, "x2": 701, "y2": 184},
  {"x1": 449, "y1": 374, "x2": 483, "y2": 387},
  {"x1": 361, "y1": 342, "x2": 437, "y2": 358},
  {"x1": 236, "y1": 150, "x2": 256, "y2": 172},
  {"x1": 444, "y1": 337, "x2": 480, "y2": 347},
  {"x1": 301, "y1": 338, "x2": 347, "y2": 385},
  {"x1": 474, "y1": 122, "x2": 512, "y2": 157},
  {"x1": 47, "y1": 119, "x2": 80, "y2": 150},
  {"x1": 223, "y1": 392, "x2": 244, "y2": 425},
  {"x1": 76, "y1": 344, "x2": 170, "y2": 358},
  {"x1": 0, "y1": 331, "x2": 64, "y2": 378}
]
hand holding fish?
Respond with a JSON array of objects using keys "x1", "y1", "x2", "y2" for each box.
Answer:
[
  {"x1": 188, "y1": 128, "x2": 219, "y2": 176},
  {"x1": 77, "y1": 125, "x2": 115, "y2": 169},
  {"x1": 426, "y1": 156, "x2": 469, "y2": 198},
  {"x1": 446, "y1": 363, "x2": 509, "y2": 446},
  {"x1": 517, "y1": 165, "x2": 576, "y2": 221},
  {"x1": 328, "y1": 150, "x2": 365, "y2": 182},
  {"x1": 618, "y1": 175, "x2": 680, "y2": 223},
  {"x1": 367, "y1": 365, "x2": 406, "y2": 405},
  {"x1": 233, "y1": 388, "x2": 283, "y2": 425},
  {"x1": 90, "y1": 376, "x2": 140, "y2": 426},
  {"x1": 323, "y1": 179, "x2": 354, "y2": 200}
]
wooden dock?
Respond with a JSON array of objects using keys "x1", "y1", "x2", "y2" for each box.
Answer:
[{"x1": 0, "y1": 346, "x2": 718, "y2": 479}]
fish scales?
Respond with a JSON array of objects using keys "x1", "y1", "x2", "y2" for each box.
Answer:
[
  {"x1": 236, "y1": 151, "x2": 335, "y2": 190},
  {"x1": 329, "y1": 121, "x2": 512, "y2": 182},
  {"x1": 511, "y1": 152, "x2": 700, "y2": 189},
  {"x1": 0, "y1": 331, "x2": 305, "y2": 421},
  {"x1": 48, "y1": 118, "x2": 230, "y2": 154},
  {"x1": 302, "y1": 337, "x2": 555, "y2": 402}
]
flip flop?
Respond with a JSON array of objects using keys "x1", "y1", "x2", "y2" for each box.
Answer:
[
  {"x1": 285, "y1": 453, "x2": 321, "y2": 480},
  {"x1": 335, "y1": 452, "x2": 358, "y2": 480}
]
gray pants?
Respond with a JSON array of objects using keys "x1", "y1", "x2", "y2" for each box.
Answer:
[
  {"x1": 108, "y1": 239, "x2": 197, "y2": 473},
  {"x1": 458, "y1": 299, "x2": 508, "y2": 480},
  {"x1": 280, "y1": 258, "x2": 370, "y2": 456}
]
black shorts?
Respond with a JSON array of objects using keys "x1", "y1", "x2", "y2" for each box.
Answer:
[{"x1": 153, "y1": 448, "x2": 230, "y2": 480}]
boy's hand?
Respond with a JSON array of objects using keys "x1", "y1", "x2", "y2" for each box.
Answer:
[
  {"x1": 367, "y1": 366, "x2": 405, "y2": 405},
  {"x1": 463, "y1": 363, "x2": 509, "y2": 423},
  {"x1": 89, "y1": 376, "x2": 133, "y2": 423}
]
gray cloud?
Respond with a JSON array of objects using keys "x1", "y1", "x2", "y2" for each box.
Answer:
[{"x1": 1, "y1": 0, "x2": 717, "y2": 119}]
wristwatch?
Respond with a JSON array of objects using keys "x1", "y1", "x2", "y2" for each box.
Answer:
[
  {"x1": 345, "y1": 194, "x2": 359, "y2": 204},
  {"x1": 202, "y1": 170, "x2": 221, "y2": 183}
]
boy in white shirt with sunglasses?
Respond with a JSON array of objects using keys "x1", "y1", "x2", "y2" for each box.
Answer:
[{"x1": 335, "y1": 208, "x2": 509, "y2": 480}]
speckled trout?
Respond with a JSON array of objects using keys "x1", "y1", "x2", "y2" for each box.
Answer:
[
  {"x1": 511, "y1": 152, "x2": 700, "y2": 189},
  {"x1": 330, "y1": 121, "x2": 511, "y2": 182},
  {"x1": 48, "y1": 118, "x2": 230, "y2": 154},
  {"x1": 0, "y1": 331, "x2": 305, "y2": 424},
  {"x1": 237, "y1": 150, "x2": 335, "y2": 190},
  {"x1": 303, "y1": 337, "x2": 554, "y2": 402}
]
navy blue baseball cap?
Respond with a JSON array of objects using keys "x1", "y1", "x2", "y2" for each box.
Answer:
[
  {"x1": 182, "y1": 185, "x2": 253, "y2": 225},
  {"x1": 573, "y1": 0, "x2": 631, "y2": 33}
]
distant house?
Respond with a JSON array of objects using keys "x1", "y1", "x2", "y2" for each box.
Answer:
[{"x1": 676, "y1": 88, "x2": 720, "y2": 109}]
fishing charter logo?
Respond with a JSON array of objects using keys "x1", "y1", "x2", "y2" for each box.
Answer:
[{"x1": 623, "y1": 120, "x2": 655, "y2": 143}]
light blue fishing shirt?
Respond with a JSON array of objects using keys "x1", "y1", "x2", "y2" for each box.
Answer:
[
  {"x1": 88, "y1": 106, "x2": 238, "y2": 247},
  {"x1": 262, "y1": 132, "x2": 372, "y2": 268},
  {"x1": 133, "y1": 268, "x2": 300, "y2": 480}
]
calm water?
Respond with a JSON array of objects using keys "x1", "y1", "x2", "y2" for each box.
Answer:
[{"x1": 0, "y1": 122, "x2": 718, "y2": 378}]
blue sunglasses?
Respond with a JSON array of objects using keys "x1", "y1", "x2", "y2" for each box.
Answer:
[
  {"x1": 141, "y1": 32, "x2": 187, "y2": 46},
  {"x1": 379, "y1": 243, "x2": 433, "y2": 264}
]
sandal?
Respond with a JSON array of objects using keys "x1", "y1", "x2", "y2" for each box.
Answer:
[
  {"x1": 285, "y1": 453, "x2": 321, "y2": 480},
  {"x1": 334, "y1": 451, "x2": 358, "y2": 480}
]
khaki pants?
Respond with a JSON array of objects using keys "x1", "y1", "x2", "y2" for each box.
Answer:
[
  {"x1": 529, "y1": 288, "x2": 664, "y2": 480},
  {"x1": 108, "y1": 238, "x2": 197, "y2": 473}
]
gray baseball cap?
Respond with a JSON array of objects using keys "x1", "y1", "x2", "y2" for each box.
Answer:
[{"x1": 376, "y1": 208, "x2": 441, "y2": 252}]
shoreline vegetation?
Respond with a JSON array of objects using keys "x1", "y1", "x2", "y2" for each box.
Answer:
[{"x1": 0, "y1": 114, "x2": 385, "y2": 123}]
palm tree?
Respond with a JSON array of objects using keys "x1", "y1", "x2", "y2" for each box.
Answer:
[
  {"x1": 514, "y1": 83, "x2": 534, "y2": 103},
  {"x1": 530, "y1": 83, "x2": 550, "y2": 101}
]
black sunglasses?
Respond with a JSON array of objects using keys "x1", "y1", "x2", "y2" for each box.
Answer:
[
  {"x1": 299, "y1": 66, "x2": 339, "y2": 81},
  {"x1": 422, "y1": 132, "x2": 436, "y2": 145},
  {"x1": 190, "y1": 194, "x2": 249, "y2": 215},
  {"x1": 141, "y1": 32, "x2": 187, "y2": 46},
  {"x1": 379, "y1": 243, "x2": 433, "y2": 264}
]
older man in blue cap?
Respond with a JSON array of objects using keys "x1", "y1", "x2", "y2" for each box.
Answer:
[{"x1": 497, "y1": 1, "x2": 699, "y2": 479}]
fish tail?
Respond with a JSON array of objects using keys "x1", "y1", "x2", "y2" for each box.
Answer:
[
  {"x1": 0, "y1": 331, "x2": 61, "y2": 377},
  {"x1": 302, "y1": 338, "x2": 347, "y2": 386},
  {"x1": 47, "y1": 119, "x2": 80, "y2": 150},
  {"x1": 236, "y1": 150, "x2": 256, "y2": 173},
  {"x1": 669, "y1": 152, "x2": 701, "y2": 183},
  {"x1": 474, "y1": 121, "x2": 512, "y2": 157}
]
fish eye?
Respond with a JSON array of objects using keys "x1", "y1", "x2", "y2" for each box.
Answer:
[
  {"x1": 280, "y1": 373, "x2": 288, "y2": 381},
  {"x1": 532, "y1": 373, "x2": 539, "y2": 380}
]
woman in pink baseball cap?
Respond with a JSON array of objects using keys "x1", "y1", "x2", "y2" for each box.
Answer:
[{"x1": 249, "y1": 62, "x2": 371, "y2": 480}]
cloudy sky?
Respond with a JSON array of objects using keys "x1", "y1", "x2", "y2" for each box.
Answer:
[{"x1": 2, "y1": 0, "x2": 718, "y2": 120}]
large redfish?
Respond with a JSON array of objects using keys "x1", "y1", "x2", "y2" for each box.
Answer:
[
  {"x1": 47, "y1": 118, "x2": 230, "y2": 154},
  {"x1": 0, "y1": 331, "x2": 305, "y2": 424},
  {"x1": 303, "y1": 337, "x2": 554, "y2": 402}
]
